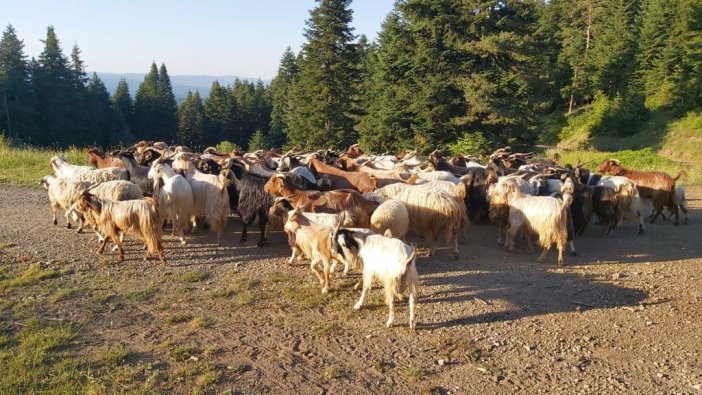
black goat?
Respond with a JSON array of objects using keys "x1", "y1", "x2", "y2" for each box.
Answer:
[
  {"x1": 222, "y1": 160, "x2": 273, "y2": 247},
  {"x1": 592, "y1": 186, "x2": 618, "y2": 237}
]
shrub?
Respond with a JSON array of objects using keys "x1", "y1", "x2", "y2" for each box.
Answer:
[
  {"x1": 215, "y1": 140, "x2": 240, "y2": 154},
  {"x1": 448, "y1": 132, "x2": 492, "y2": 160}
]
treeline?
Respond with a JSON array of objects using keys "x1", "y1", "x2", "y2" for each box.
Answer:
[
  {"x1": 270, "y1": 0, "x2": 702, "y2": 152},
  {"x1": 2, "y1": 0, "x2": 702, "y2": 151},
  {"x1": 0, "y1": 26, "x2": 271, "y2": 149}
]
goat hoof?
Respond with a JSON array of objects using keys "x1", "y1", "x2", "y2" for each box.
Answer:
[
  {"x1": 239, "y1": 238, "x2": 247, "y2": 243},
  {"x1": 321, "y1": 287, "x2": 329, "y2": 294},
  {"x1": 571, "y1": 252, "x2": 577, "y2": 257},
  {"x1": 385, "y1": 320, "x2": 393, "y2": 328},
  {"x1": 66, "y1": 223, "x2": 72, "y2": 229},
  {"x1": 256, "y1": 241, "x2": 265, "y2": 247},
  {"x1": 353, "y1": 303, "x2": 362, "y2": 310},
  {"x1": 674, "y1": 221, "x2": 679, "y2": 226}
]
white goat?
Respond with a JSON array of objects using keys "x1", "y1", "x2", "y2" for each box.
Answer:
[
  {"x1": 41, "y1": 175, "x2": 91, "y2": 229},
  {"x1": 487, "y1": 175, "x2": 533, "y2": 245},
  {"x1": 148, "y1": 161, "x2": 195, "y2": 244},
  {"x1": 503, "y1": 181, "x2": 573, "y2": 265},
  {"x1": 49, "y1": 156, "x2": 94, "y2": 179},
  {"x1": 173, "y1": 154, "x2": 230, "y2": 243},
  {"x1": 408, "y1": 181, "x2": 470, "y2": 243},
  {"x1": 333, "y1": 229, "x2": 419, "y2": 329},
  {"x1": 50, "y1": 155, "x2": 128, "y2": 183},
  {"x1": 370, "y1": 199, "x2": 409, "y2": 240}
]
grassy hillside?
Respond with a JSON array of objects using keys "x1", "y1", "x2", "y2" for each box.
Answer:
[{"x1": 544, "y1": 109, "x2": 702, "y2": 185}]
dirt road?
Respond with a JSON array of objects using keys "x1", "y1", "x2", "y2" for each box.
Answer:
[{"x1": 1, "y1": 185, "x2": 701, "y2": 394}]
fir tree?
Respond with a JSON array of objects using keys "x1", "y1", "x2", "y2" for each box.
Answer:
[
  {"x1": 111, "y1": 78, "x2": 134, "y2": 144},
  {"x1": 178, "y1": 90, "x2": 205, "y2": 146},
  {"x1": 247, "y1": 129, "x2": 268, "y2": 151},
  {"x1": 158, "y1": 63, "x2": 178, "y2": 142},
  {"x1": 286, "y1": 0, "x2": 359, "y2": 150},
  {"x1": 0, "y1": 24, "x2": 34, "y2": 139},
  {"x1": 86, "y1": 72, "x2": 112, "y2": 146},
  {"x1": 268, "y1": 47, "x2": 299, "y2": 148},
  {"x1": 133, "y1": 62, "x2": 160, "y2": 140},
  {"x1": 203, "y1": 80, "x2": 236, "y2": 146}
]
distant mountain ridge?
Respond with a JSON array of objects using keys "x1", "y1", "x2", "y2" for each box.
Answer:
[{"x1": 96, "y1": 72, "x2": 270, "y2": 102}]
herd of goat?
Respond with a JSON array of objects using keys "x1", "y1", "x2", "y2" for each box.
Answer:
[{"x1": 39, "y1": 142, "x2": 689, "y2": 329}]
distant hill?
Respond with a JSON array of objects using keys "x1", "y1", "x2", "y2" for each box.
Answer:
[{"x1": 96, "y1": 73, "x2": 270, "y2": 102}]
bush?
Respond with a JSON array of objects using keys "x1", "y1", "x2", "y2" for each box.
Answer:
[
  {"x1": 448, "y1": 132, "x2": 492, "y2": 160},
  {"x1": 215, "y1": 140, "x2": 241, "y2": 154},
  {"x1": 247, "y1": 130, "x2": 268, "y2": 151}
]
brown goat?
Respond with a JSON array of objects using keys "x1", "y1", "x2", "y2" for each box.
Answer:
[
  {"x1": 87, "y1": 148, "x2": 124, "y2": 168},
  {"x1": 308, "y1": 158, "x2": 377, "y2": 193},
  {"x1": 345, "y1": 143, "x2": 364, "y2": 158},
  {"x1": 264, "y1": 174, "x2": 378, "y2": 228},
  {"x1": 597, "y1": 159, "x2": 685, "y2": 225}
]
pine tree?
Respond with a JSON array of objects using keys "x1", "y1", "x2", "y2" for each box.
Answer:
[
  {"x1": 32, "y1": 26, "x2": 81, "y2": 146},
  {"x1": 133, "y1": 62, "x2": 160, "y2": 141},
  {"x1": 247, "y1": 129, "x2": 268, "y2": 151},
  {"x1": 203, "y1": 80, "x2": 237, "y2": 146},
  {"x1": 268, "y1": 47, "x2": 299, "y2": 148},
  {"x1": 158, "y1": 63, "x2": 178, "y2": 142},
  {"x1": 111, "y1": 78, "x2": 134, "y2": 144},
  {"x1": 358, "y1": 11, "x2": 418, "y2": 152},
  {"x1": 232, "y1": 79, "x2": 256, "y2": 147},
  {"x1": 178, "y1": 90, "x2": 205, "y2": 146},
  {"x1": 286, "y1": 0, "x2": 359, "y2": 150},
  {"x1": 0, "y1": 24, "x2": 34, "y2": 140},
  {"x1": 86, "y1": 72, "x2": 112, "y2": 146}
]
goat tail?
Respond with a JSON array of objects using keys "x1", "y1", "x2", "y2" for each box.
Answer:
[
  {"x1": 139, "y1": 202, "x2": 163, "y2": 256},
  {"x1": 673, "y1": 170, "x2": 687, "y2": 182},
  {"x1": 405, "y1": 243, "x2": 417, "y2": 268}
]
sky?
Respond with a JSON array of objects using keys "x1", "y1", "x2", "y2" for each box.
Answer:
[{"x1": 2, "y1": 0, "x2": 396, "y2": 79}]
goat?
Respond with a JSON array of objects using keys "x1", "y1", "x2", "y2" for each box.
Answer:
[
  {"x1": 148, "y1": 161, "x2": 195, "y2": 244},
  {"x1": 308, "y1": 158, "x2": 377, "y2": 193},
  {"x1": 263, "y1": 173, "x2": 378, "y2": 228},
  {"x1": 487, "y1": 175, "x2": 532, "y2": 245},
  {"x1": 41, "y1": 176, "x2": 91, "y2": 229},
  {"x1": 592, "y1": 186, "x2": 618, "y2": 237},
  {"x1": 407, "y1": 180, "x2": 470, "y2": 243},
  {"x1": 502, "y1": 181, "x2": 573, "y2": 265},
  {"x1": 67, "y1": 180, "x2": 144, "y2": 233},
  {"x1": 87, "y1": 148, "x2": 123, "y2": 168},
  {"x1": 118, "y1": 151, "x2": 153, "y2": 195},
  {"x1": 598, "y1": 159, "x2": 684, "y2": 225},
  {"x1": 174, "y1": 153, "x2": 230, "y2": 243},
  {"x1": 333, "y1": 229, "x2": 419, "y2": 329},
  {"x1": 397, "y1": 188, "x2": 462, "y2": 256},
  {"x1": 221, "y1": 160, "x2": 273, "y2": 247},
  {"x1": 370, "y1": 199, "x2": 409, "y2": 240},
  {"x1": 49, "y1": 155, "x2": 94, "y2": 179},
  {"x1": 77, "y1": 192, "x2": 166, "y2": 264},
  {"x1": 284, "y1": 209, "x2": 346, "y2": 293},
  {"x1": 597, "y1": 176, "x2": 645, "y2": 235}
]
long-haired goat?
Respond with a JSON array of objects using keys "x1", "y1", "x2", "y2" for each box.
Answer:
[
  {"x1": 77, "y1": 192, "x2": 166, "y2": 264},
  {"x1": 148, "y1": 161, "x2": 195, "y2": 244},
  {"x1": 41, "y1": 175, "x2": 91, "y2": 229},
  {"x1": 370, "y1": 199, "x2": 409, "y2": 240},
  {"x1": 397, "y1": 188, "x2": 462, "y2": 256},
  {"x1": 67, "y1": 180, "x2": 143, "y2": 233},
  {"x1": 333, "y1": 229, "x2": 419, "y2": 329},
  {"x1": 502, "y1": 181, "x2": 573, "y2": 266},
  {"x1": 487, "y1": 175, "x2": 533, "y2": 245},
  {"x1": 308, "y1": 158, "x2": 377, "y2": 193},
  {"x1": 87, "y1": 148, "x2": 124, "y2": 169},
  {"x1": 174, "y1": 153, "x2": 230, "y2": 243}
]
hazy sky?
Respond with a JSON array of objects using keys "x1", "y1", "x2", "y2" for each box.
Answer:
[{"x1": 3, "y1": 0, "x2": 395, "y2": 79}]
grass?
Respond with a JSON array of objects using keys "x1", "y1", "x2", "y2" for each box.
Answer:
[
  {"x1": 124, "y1": 287, "x2": 158, "y2": 302},
  {"x1": 98, "y1": 344, "x2": 130, "y2": 368},
  {"x1": 165, "y1": 313, "x2": 194, "y2": 325},
  {"x1": 0, "y1": 317, "x2": 85, "y2": 393},
  {"x1": 0, "y1": 135, "x2": 88, "y2": 186},
  {"x1": 179, "y1": 270, "x2": 209, "y2": 283},
  {"x1": 0, "y1": 263, "x2": 58, "y2": 291},
  {"x1": 313, "y1": 322, "x2": 338, "y2": 336},
  {"x1": 405, "y1": 364, "x2": 426, "y2": 381},
  {"x1": 49, "y1": 287, "x2": 85, "y2": 304},
  {"x1": 161, "y1": 342, "x2": 200, "y2": 362},
  {"x1": 189, "y1": 316, "x2": 213, "y2": 329},
  {"x1": 281, "y1": 283, "x2": 328, "y2": 310}
]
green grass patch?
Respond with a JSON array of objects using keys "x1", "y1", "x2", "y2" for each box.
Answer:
[
  {"x1": 405, "y1": 364, "x2": 426, "y2": 381},
  {"x1": 0, "y1": 136, "x2": 88, "y2": 186},
  {"x1": 207, "y1": 287, "x2": 235, "y2": 299},
  {"x1": 98, "y1": 344, "x2": 130, "y2": 368},
  {"x1": 165, "y1": 313, "x2": 193, "y2": 325},
  {"x1": 313, "y1": 323, "x2": 338, "y2": 336},
  {"x1": 179, "y1": 270, "x2": 209, "y2": 283},
  {"x1": 189, "y1": 316, "x2": 213, "y2": 329},
  {"x1": 235, "y1": 291, "x2": 255, "y2": 306},
  {"x1": 160, "y1": 342, "x2": 200, "y2": 362},
  {"x1": 281, "y1": 283, "x2": 328, "y2": 310},
  {"x1": 0, "y1": 263, "x2": 58, "y2": 291},
  {"x1": 49, "y1": 287, "x2": 85, "y2": 304},
  {"x1": 124, "y1": 288, "x2": 158, "y2": 302},
  {"x1": 0, "y1": 317, "x2": 85, "y2": 393}
]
